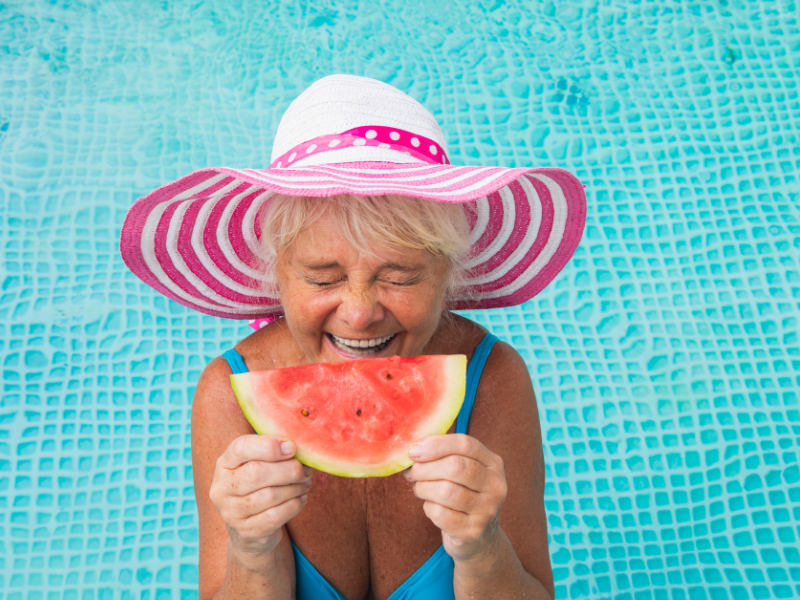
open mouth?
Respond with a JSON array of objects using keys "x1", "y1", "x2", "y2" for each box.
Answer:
[{"x1": 328, "y1": 333, "x2": 396, "y2": 356}]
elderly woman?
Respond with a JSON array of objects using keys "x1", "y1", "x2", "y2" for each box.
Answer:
[{"x1": 120, "y1": 75, "x2": 586, "y2": 600}]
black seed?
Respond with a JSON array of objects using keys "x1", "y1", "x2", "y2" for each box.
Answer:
[
  {"x1": 301, "y1": 409, "x2": 309, "y2": 417},
  {"x1": 386, "y1": 373, "x2": 392, "y2": 380},
  {"x1": 356, "y1": 409, "x2": 362, "y2": 416}
]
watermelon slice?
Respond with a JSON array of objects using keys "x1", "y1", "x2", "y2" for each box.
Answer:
[{"x1": 231, "y1": 354, "x2": 466, "y2": 477}]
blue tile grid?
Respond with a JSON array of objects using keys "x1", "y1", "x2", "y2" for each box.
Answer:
[{"x1": 1, "y1": 0, "x2": 799, "y2": 598}]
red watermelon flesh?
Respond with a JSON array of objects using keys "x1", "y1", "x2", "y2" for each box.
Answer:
[{"x1": 231, "y1": 354, "x2": 466, "y2": 477}]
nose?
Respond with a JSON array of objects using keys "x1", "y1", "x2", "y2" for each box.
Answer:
[{"x1": 336, "y1": 285, "x2": 385, "y2": 330}]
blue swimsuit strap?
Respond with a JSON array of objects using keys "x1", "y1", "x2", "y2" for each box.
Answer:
[
  {"x1": 221, "y1": 348, "x2": 248, "y2": 374},
  {"x1": 456, "y1": 332, "x2": 498, "y2": 434}
]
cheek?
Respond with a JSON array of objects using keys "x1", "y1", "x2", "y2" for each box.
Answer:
[
  {"x1": 283, "y1": 290, "x2": 334, "y2": 329},
  {"x1": 390, "y1": 286, "x2": 446, "y2": 330}
]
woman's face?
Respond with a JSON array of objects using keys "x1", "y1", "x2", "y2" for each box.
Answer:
[{"x1": 275, "y1": 212, "x2": 450, "y2": 364}]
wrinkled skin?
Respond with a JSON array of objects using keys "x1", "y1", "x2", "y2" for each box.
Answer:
[
  {"x1": 209, "y1": 435, "x2": 311, "y2": 560},
  {"x1": 405, "y1": 433, "x2": 509, "y2": 563}
]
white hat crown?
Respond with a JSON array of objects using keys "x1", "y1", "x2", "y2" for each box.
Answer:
[{"x1": 271, "y1": 74, "x2": 448, "y2": 167}]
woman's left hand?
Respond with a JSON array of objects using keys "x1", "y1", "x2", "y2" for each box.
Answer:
[{"x1": 404, "y1": 433, "x2": 508, "y2": 563}]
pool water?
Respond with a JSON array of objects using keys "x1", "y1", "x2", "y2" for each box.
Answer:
[{"x1": 1, "y1": 0, "x2": 799, "y2": 598}]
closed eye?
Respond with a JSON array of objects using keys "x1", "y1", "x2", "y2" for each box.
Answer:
[
  {"x1": 378, "y1": 263, "x2": 425, "y2": 286},
  {"x1": 380, "y1": 276, "x2": 421, "y2": 286},
  {"x1": 306, "y1": 275, "x2": 345, "y2": 287}
]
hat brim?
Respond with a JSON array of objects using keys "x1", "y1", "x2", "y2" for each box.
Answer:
[{"x1": 120, "y1": 161, "x2": 586, "y2": 320}]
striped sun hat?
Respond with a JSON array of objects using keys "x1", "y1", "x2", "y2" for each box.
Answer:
[{"x1": 120, "y1": 74, "x2": 587, "y2": 327}]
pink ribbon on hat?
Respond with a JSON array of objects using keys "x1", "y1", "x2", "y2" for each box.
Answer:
[
  {"x1": 249, "y1": 317, "x2": 277, "y2": 330},
  {"x1": 270, "y1": 125, "x2": 450, "y2": 169}
]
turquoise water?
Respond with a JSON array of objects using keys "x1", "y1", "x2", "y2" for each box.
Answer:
[{"x1": 1, "y1": 0, "x2": 799, "y2": 598}]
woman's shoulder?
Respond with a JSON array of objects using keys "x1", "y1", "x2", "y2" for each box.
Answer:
[
  {"x1": 231, "y1": 318, "x2": 303, "y2": 371},
  {"x1": 191, "y1": 356, "x2": 258, "y2": 472},
  {"x1": 191, "y1": 320, "x2": 289, "y2": 398},
  {"x1": 432, "y1": 312, "x2": 488, "y2": 358},
  {"x1": 434, "y1": 312, "x2": 527, "y2": 367},
  {"x1": 441, "y1": 313, "x2": 537, "y2": 429}
]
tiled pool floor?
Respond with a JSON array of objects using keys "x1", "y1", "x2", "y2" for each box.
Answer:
[{"x1": 1, "y1": 0, "x2": 799, "y2": 598}]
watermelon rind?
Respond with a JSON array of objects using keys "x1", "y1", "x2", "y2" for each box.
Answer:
[{"x1": 230, "y1": 354, "x2": 467, "y2": 478}]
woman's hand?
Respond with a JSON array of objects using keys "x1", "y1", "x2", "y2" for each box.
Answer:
[
  {"x1": 209, "y1": 435, "x2": 312, "y2": 563},
  {"x1": 404, "y1": 433, "x2": 508, "y2": 563}
]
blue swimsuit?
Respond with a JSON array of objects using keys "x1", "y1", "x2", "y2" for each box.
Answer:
[{"x1": 221, "y1": 333, "x2": 498, "y2": 600}]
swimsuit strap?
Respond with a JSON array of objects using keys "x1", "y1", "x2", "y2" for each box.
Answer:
[
  {"x1": 456, "y1": 333, "x2": 499, "y2": 435},
  {"x1": 221, "y1": 348, "x2": 249, "y2": 374}
]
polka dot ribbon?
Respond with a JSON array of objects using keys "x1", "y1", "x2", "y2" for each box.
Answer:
[{"x1": 269, "y1": 125, "x2": 450, "y2": 169}]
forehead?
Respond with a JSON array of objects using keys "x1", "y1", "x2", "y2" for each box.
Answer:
[{"x1": 285, "y1": 214, "x2": 439, "y2": 269}]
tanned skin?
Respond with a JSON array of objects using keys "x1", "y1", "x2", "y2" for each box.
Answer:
[{"x1": 191, "y1": 215, "x2": 553, "y2": 600}]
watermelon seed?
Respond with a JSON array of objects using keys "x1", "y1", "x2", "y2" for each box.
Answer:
[
  {"x1": 301, "y1": 409, "x2": 309, "y2": 417},
  {"x1": 356, "y1": 409, "x2": 362, "y2": 416},
  {"x1": 386, "y1": 373, "x2": 392, "y2": 380}
]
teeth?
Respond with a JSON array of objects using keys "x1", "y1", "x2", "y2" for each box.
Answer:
[{"x1": 331, "y1": 334, "x2": 394, "y2": 350}]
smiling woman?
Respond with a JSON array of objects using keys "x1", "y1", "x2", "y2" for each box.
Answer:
[
  {"x1": 271, "y1": 204, "x2": 454, "y2": 364},
  {"x1": 119, "y1": 74, "x2": 587, "y2": 600}
]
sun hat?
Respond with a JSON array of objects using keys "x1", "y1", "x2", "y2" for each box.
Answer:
[{"x1": 120, "y1": 74, "x2": 587, "y2": 327}]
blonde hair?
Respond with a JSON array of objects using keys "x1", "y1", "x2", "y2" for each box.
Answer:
[{"x1": 258, "y1": 193, "x2": 472, "y2": 301}]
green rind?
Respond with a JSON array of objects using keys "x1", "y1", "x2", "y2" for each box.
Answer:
[{"x1": 231, "y1": 354, "x2": 467, "y2": 478}]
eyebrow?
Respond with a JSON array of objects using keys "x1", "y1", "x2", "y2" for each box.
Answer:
[
  {"x1": 300, "y1": 261, "x2": 424, "y2": 272},
  {"x1": 302, "y1": 261, "x2": 342, "y2": 271},
  {"x1": 381, "y1": 262, "x2": 425, "y2": 273}
]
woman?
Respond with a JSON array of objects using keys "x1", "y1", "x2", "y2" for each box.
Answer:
[{"x1": 120, "y1": 74, "x2": 586, "y2": 600}]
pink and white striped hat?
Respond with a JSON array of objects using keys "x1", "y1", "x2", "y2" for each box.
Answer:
[{"x1": 120, "y1": 74, "x2": 586, "y2": 327}]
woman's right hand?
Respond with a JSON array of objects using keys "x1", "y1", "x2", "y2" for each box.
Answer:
[{"x1": 209, "y1": 435, "x2": 312, "y2": 560}]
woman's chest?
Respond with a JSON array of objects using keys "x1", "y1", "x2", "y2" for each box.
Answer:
[{"x1": 287, "y1": 472, "x2": 444, "y2": 600}]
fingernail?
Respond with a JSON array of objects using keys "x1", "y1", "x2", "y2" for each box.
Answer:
[
  {"x1": 303, "y1": 466, "x2": 313, "y2": 477},
  {"x1": 300, "y1": 494, "x2": 308, "y2": 504},
  {"x1": 280, "y1": 441, "x2": 294, "y2": 455},
  {"x1": 408, "y1": 445, "x2": 422, "y2": 459},
  {"x1": 403, "y1": 469, "x2": 412, "y2": 480}
]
